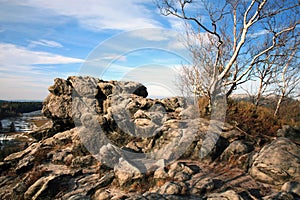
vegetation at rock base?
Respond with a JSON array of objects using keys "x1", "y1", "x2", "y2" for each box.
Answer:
[
  {"x1": 198, "y1": 96, "x2": 300, "y2": 140},
  {"x1": 0, "y1": 101, "x2": 42, "y2": 119}
]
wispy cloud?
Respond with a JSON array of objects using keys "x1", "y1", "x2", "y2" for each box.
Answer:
[
  {"x1": 0, "y1": 43, "x2": 83, "y2": 67},
  {"x1": 129, "y1": 29, "x2": 173, "y2": 41},
  {"x1": 101, "y1": 53, "x2": 127, "y2": 62},
  {"x1": 121, "y1": 64, "x2": 181, "y2": 97},
  {"x1": 14, "y1": 0, "x2": 162, "y2": 31},
  {"x1": 0, "y1": 43, "x2": 83, "y2": 100},
  {"x1": 249, "y1": 29, "x2": 269, "y2": 38},
  {"x1": 29, "y1": 39, "x2": 63, "y2": 48}
]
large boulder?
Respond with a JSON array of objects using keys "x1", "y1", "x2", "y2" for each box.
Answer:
[
  {"x1": 207, "y1": 190, "x2": 243, "y2": 200},
  {"x1": 41, "y1": 76, "x2": 148, "y2": 137},
  {"x1": 250, "y1": 137, "x2": 300, "y2": 185}
]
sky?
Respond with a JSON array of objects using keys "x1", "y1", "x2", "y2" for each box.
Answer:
[{"x1": 0, "y1": 0, "x2": 192, "y2": 100}]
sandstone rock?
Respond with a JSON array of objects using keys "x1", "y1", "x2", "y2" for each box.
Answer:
[
  {"x1": 262, "y1": 192, "x2": 296, "y2": 200},
  {"x1": 158, "y1": 181, "x2": 187, "y2": 195},
  {"x1": 42, "y1": 76, "x2": 149, "y2": 137},
  {"x1": 220, "y1": 140, "x2": 253, "y2": 161},
  {"x1": 29, "y1": 120, "x2": 53, "y2": 140},
  {"x1": 114, "y1": 158, "x2": 144, "y2": 186},
  {"x1": 24, "y1": 175, "x2": 58, "y2": 200},
  {"x1": 200, "y1": 135, "x2": 230, "y2": 162},
  {"x1": 1, "y1": 76, "x2": 289, "y2": 199},
  {"x1": 281, "y1": 181, "x2": 300, "y2": 196},
  {"x1": 93, "y1": 189, "x2": 112, "y2": 200},
  {"x1": 114, "y1": 81, "x2": 148, "y2": 98},
  {"x1": 127, "y1": 193, "x2": 164, "y2": 200},
  {"x1": 220, "y1": 140, "x2": 254, "y2": 170},
  {"x1": 277, "y1": 125, "x2": 300, "y2": 144},
  {"x1": 167, "y1": 162, "x2": 197, "y2": 182},
  {"x1": 161, "y1": 97, "x2": 186, "y2": 112},
  {"x1": 15, "y1": 155, "x2": 34, "y2": 174},
  {"x1": 250, "y1": 138, "x2": 300, "y2": 185},
  {"x1": 190, "y1": 177, "x2": 223, "y2": 195},
  {"x1": 48, "y1": 78, "x2": 72, "y2": 96},
  {"x1": 154, "y1": 167, "x2": 169, "y2": 179},
  {"x1": 42, "y1": 94, "x2": 73, "y2": 124},
  {"x1": 67, "y1": 195, "x2": 91, "y2": 200},
  {"x1": 207, "y1": 190, "x2": 244, "y2": 200}
]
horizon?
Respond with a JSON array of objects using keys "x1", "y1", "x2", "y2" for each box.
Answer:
[
  {"x1": 1, "y1": 1, "x2": 297, "y2": 100},
  {"x1": 0, "y1": 1, "x2": 189, "y2": 100}
]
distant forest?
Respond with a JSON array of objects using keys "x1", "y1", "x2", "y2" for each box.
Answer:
[{"x1": 0, "y1": 101, "x2": 43, "y2": 119}]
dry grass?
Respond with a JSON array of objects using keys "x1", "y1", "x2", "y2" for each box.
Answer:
[{"x1": 197, "y1": 97, "x2": 300, "y2": 145}]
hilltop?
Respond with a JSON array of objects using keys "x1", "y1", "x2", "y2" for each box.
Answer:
[{"x1": 0, "y1": 76, "x2": 299, "y2": 199}]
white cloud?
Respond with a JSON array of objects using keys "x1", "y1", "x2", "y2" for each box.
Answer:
[
  {"x1": 0, "y1": 43, "x2": 83, "y2": 67},
  {"x1": 249, "y1": 29, "x2": 269, "y2": 38},
  {"x1": 0, "y1": 43, "x2": 84, "y2": 100},
  {"x1": 129, "y1": 29, "x2": 173, "y2": 41},
  {"x1": 29, "y1": 39, "x2": 63, "y2": 48},
  {"x1": 121, "y1": 64, "x2": 181, "y2": 97},
  {"x1": 101, "y1": 53, "x2": 127, "y2": 62},
  {"x1": 16, "y1": 0, "x2": 162, "y2": 31}
]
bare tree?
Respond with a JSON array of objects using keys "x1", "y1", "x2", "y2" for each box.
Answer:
[
  {"x1": 156, "y1": 0, "x2": 299, "y2": 108},
  {"x1": 273, "y1": 37, "x2": 300, "y2": 116}
]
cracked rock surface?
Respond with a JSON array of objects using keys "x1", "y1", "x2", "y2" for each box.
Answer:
[{"x1": 0, "y1": 76, "x2": 299, "y2": 199}]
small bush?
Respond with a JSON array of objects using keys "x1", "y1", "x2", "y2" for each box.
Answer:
[
  {"x1": 226, "y1": 100, "x2": 280, "y2": 138},
  {"x1": 197, "y1": 97, "x2": 300, "y2": 145}
]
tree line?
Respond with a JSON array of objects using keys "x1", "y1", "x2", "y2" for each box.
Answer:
[{"x1": 0, "y1": 101, "x2": 43, "y2": 120}]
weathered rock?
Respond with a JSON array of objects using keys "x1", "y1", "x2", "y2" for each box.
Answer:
[
  {"x1": 93, "y1": 189, "x2": 112, "y2": 200},
  {"x1": 161, "y1": 97, "x2": 186, "y2": 112},
  {"x1": 29, "y1": 120, "x2": 53, "y2": 140},
  {"x1": 250, "y1": 138, "x2": 300, "y2": 185},
  {"x1": 220, "y1": 140, "x2": 254, "y2": 170},
  {"x1": 207, "y1": 190, "x2": 244, "y2": 200},
  {"x1": 1, "y1": 76, "x2": 293, "y2": 199},
  {"x1": 262, "y1": 192, "x2": 296, "y2": 200},
  {"x1": 167, "y1": 162, "x2": 195, "y2": 182},
  {"x1": 114, "y1": 158, "x2": 144, "y2": 186},
  {"x1": 281, "y1": 181, "x2": 300, "y2": 197},
  {"x1": 42, "y1": 76, "x2": 149, "y2": 136},
  {"x1": 158, "y1": 181, "x2": 187, "y2": 195},
  {"x1": 48, "y1": 78, "x2": 72, "y2": 96},
  {"x1": 154, "y1": 167, "x2": 169, "y2": 179},
  {"x1": 24, "y1": 175, "x2": 58, "y2": 200},
  {"x1": 190, "y1": 178, "x2": 223, "y2": 195},
  {"x1": 277, "y1": 125, "x2": 300, "y2": 144},
  {"x1": 220, "y1": 140, "x2": 253, "y2": 161}
]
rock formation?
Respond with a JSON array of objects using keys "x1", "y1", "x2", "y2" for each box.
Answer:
[{"x1": 0, "y1": 76, "x2": 299, "y2": 199}]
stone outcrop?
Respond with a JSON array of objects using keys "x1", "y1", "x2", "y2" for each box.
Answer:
[
  {"x1": 249, "y1": 137, "x2": 300, "y2": 185},
  {"x1": 0, "y1": 76, "x2": 300, "y2": 199},
  {"x1": 277, "y1": 125, "x2": 300, "y2": 144}
]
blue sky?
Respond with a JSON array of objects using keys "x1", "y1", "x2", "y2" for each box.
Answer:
[{"x1": 0, "y1": 0, "x2": 192, "y2": 100}]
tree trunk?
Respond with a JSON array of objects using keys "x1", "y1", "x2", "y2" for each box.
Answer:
[{"x1": 274, "y1": 95, "x2": 283, "y2": 117}]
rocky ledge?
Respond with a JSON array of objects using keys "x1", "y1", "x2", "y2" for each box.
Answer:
[{"x1": 0, "y1": 76, "x2": 299, "y2": 200}]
